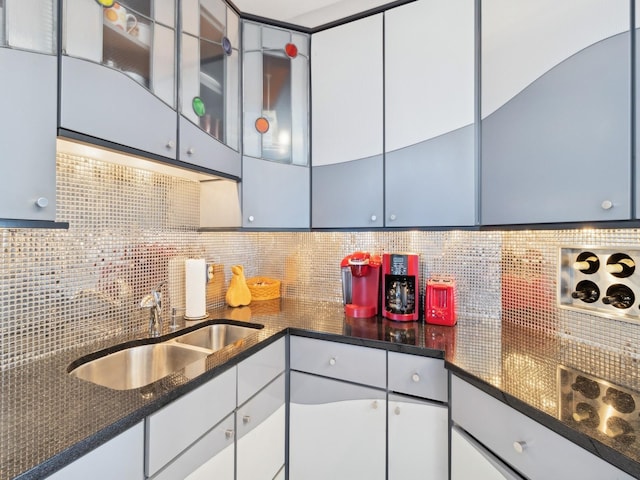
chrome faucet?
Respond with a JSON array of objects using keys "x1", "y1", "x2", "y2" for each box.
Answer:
[{"x1": 140, "y1": 281, "x2": 167, "y2": 337}]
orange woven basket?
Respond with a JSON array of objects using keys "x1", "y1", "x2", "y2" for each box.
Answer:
[{"x1": 246, "y1": 277, "x2": 281, "y2": 300}]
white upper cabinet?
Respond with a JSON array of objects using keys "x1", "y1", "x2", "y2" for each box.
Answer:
[
  {"x1": 311, "y1": 14, "x2": 384, "y2": 228},
  {"x1": 384, "y1": 0, "x2": 475, "y2": 227},
  {"x1": 311, "y1": 14, "x2": 383, "y2": 167},
  {"x1": 481, "y1": 0, "x2": 631, "y2": 225},
  {"x1": 60, "y1": 0, "x2": 178, "y2": 161},
  {"x1": 243, "y1": 21, "x2": 309, "y2": 167},
  {"x1": 242, "y1": 21, "x2": 310, "y2": 228},
  {"x1": 635, "y1": 5, "x2": 640, "y2": 219},
  {"x1": 0, "y1": 0, "x2": 57, "y2": 222},
  {"x1": 179, "y1": 0, "x2": 241, "y2": 176}
]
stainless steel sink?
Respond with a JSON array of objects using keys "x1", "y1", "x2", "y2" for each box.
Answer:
[
  {"x1": 69, "y1": 343, "x2": 209, "y2": 390},
  {"x1": 69, "y1": 322, "x2": 262, "y2": 390},
  {"x1": 174, "y1": 323, "x2": 259, "y2": 351}
]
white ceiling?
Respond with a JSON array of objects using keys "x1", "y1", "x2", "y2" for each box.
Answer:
[{"x1": 230, "y1": 0, "x2": 399, "y2": 30}]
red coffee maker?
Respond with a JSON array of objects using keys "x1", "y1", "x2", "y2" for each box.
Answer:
[
  {"x1": 341, "y1": 252, "x2": 381, "y2": 318},
  {"x1": 382, "y1": 253, "x2": 419, "y2": 321}
]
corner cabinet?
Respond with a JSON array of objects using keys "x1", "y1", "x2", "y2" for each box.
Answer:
[
  {"x1": 387, "y1": 351, "x2": 448, "y2": 480},
  {"x1": 1, "y1": 1, "x2": 57, "y2": 222},
  {"x1": 242, "y1": 21, "x2": 310, "y2": 228},
  {"x1": 289, "y1": 336, "x2": 448, "y2": 480},
  {"x1": 480, "y1": 0, "x2": 631, "y2": 225},
  {"x1": 179, "y1": 0, "x2": 241, "y2": 177},
  {"x1": 60, "y1": 0, "x2": 178, "y2": 161},
  {"x1": 311, "y1": 14, "x2": 384, "y2": 228},
  {"x1": 384, "y1": 0, "x2": 475, "y2": 227}
]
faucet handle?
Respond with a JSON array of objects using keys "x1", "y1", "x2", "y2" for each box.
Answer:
[
  {"x1": 151, "y1": 281, "x2": 166, "y2": 312},
  {"x1": 139, "y1": 293, "x2": 155, "y2": 309}
]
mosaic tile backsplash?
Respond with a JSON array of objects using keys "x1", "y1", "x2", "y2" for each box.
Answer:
[{"x1": 1, "y1": 150, "x2": 639, "y2": 370}]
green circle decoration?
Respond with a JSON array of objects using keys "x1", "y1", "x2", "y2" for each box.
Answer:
[{"x1": 192, "y1": 97, "x2": 206, "y2": 117}]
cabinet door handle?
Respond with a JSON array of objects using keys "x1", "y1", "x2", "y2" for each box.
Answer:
[
  {"x1": 225, "y1": 429, "x2": 234, "y2": 439},
  {"x1": 601, "y1": 200, "x2": 613, "y2": 210},
  {"x1": 411, "y1": 373, "x2": 420, "y2": 383},
  {"x1": 243, "y1": 415, "x2": 251, "y2": 424},
  {"x1": 389, "y1": 214, "x2": 397, "y2": 222},
  {"x1": 187, "y1": 147, "x2": 195, "y2": 155},
  {"x1": 370, "y1": 214, "x2": 377, "y2": 222},
  {"x1": 371, "y1": 400, "x2": 379, "y2": 409},
  {"x1": 166, "y1": 140, "x2": 175, "y2": 149},
  {"x1": 35, "y1": 197, "x2": 49, "y2": 208},
  {"x1": 329, "y1": 357, "x2": 336, "y2": 366},
  {"x1": 394, "y1": 406, "x2": 401, "y2": 415},
  {"x1": 513, "y1": 441, "x2": 527, "y2": 454},
  {"x1": 248, "y1": 215, "x2": 255, "y2": 223}
]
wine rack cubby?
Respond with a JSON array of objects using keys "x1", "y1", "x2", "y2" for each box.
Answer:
[{"x1": 559, "y1": 247, "x2": 640, "y2": 323}]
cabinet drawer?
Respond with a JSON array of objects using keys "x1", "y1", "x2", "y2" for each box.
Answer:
[
  {"x1": 451, "y1": 376, "x2": 633, "y2": 480},
  {"x1": 237, "y1": 374, "x2": 286, "y2": 480},
  {"x1": 388, "y1": 352, "x2": 447, "y2": 402},
  {"x1": 237, "y1": 337, "x2": 285, "y2": 406},
  {"x1": 290, "y1": 336, "x2": 386, "y2": 388},
  {"x1": 153, "y1": 414, "x2": 234, "y2": 480},
  {"x1": 146, "y1": 367, "x2": 236, "y2": 477},
  {"x1": 237, "y1": 373, "x2": 285, "y2": 440}
]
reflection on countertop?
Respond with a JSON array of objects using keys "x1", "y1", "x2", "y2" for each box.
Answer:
[{"x1": 1, "y1": 298, "x2": 639, "y2": 479}]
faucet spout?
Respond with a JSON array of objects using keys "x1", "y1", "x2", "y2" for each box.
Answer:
[{"x1": 140, "y1": 281, "x2": 167, "y2": 337}]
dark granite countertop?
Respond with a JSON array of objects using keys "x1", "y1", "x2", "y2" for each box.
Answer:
[{"x1": 2, "y1": 299, "x2": 639, "y2": 479}]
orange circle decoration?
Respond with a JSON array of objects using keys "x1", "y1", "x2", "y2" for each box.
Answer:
[
  {"x1": 284, "y1": 43, "x2": 298, "y2": 58},
  {"x1": 255, "y1": 117, "x2": 270, "y2": 134}
]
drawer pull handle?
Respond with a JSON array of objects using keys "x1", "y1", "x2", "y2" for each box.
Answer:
[
  {"x1": 394, "y1": 406, "x2": 401, "y2": 415},
  {"x1": 411, "y1": 373, "x2": 420, "y2": 383},
  {"x1": 513, "y1": 441, "x2": 526, "y2": 454},
  {"x1": 243, "y1": 415, "x2": 251, "y2": 424},
  {"x1": 372, "y1": 400, "x2": 379, "y2": 409},
  {"x1": 329, "y1": 357, "x2": 336, "y2": 366},
  {"x1": 225, "y1": 429, "x2": 234, "y2": 439}
]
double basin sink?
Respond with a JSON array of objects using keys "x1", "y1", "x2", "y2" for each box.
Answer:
[{"x1": 68, "y1": 321, "x2": 263, "y2": 390}]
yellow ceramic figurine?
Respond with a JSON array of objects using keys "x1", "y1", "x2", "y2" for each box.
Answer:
[{"x1": 226, "y1": 265, "x2": 252, "y2": 307}]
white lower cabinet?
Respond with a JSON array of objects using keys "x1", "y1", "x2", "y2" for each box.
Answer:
[
  {"x1": 451, "y1": 426, "x2": 523, "y2": 480},
  {"x1": 237, "y1": 374, "x2": 286, "y2": 480},
  {"x1": 146, "y1": 367, "x2": 237, "y2": 478},
  {"x1": 148, "y1": 337, "x2": 286, "y2": 480},
  {"x1": 154, "y1": 413, "x2": 235, "y2": 480},
  {"x1": 289, "y1": 336, "x2": 449, "y2": 480},
  {"x1": 46, "y1": 422, "x2": 144, "y2": 479},
  {"x1": 451, "y1": 375, "x2": 634, "y2": 480},
  {"x1": 387, "y1": 352, "x2": 448, "y2": 480},
  {"x1": 388, "y1": 394, "x2": 448, "y2": 480},
  {"x1": 289, "y1": 371, "x2": 387, "y2": 480}
]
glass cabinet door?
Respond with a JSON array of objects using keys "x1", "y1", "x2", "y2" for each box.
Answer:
[
  {"x1": 62, "y1": 0, "x2": 176, "y2": 108},
  {"x1": 4, "y1": 0, "x2": 56, "y2": 53},
  {"x1": 181, "y1": 0, "x2": 239, "y2": 150},
  {"x1": 243, "y1": 21, "x2": 309, "y2": 166}
]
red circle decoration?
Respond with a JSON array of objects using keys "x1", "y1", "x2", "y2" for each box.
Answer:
[
  {"x1": 255, "y1": 117, "x2": 270, "y2": 134},
  {"x1": 284, "y1": 43, "x2": 298, "y2": 58}
]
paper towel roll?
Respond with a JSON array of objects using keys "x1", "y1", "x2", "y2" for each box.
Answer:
[{"x1": 185, "y1": 258, "x2": 207, "y2": 320}]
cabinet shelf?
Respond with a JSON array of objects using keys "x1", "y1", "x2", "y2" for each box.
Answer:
[
  {"x1": 103, "y1": 21, "x2": 150, "y2": 79},
  {"x1": 200, "y1": 71, "x2": 222, "y2": 95}
]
